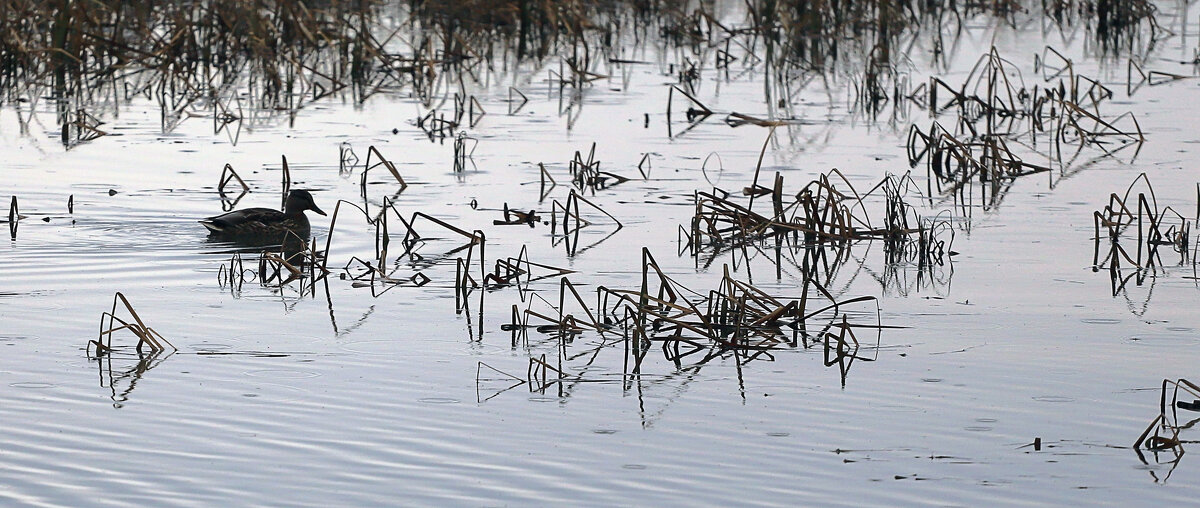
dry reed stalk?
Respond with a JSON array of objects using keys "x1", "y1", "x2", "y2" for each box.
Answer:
[
  {"x1": 453, "y1": 133, "x2": 478, "y2": 173},
  {"x1": 1092, "y1": 174, "x2": 1190, "y2": 275},
  {"x1": 339, "y1": 142, "x2": 359, "y2": 175},
  {"x1": 361, "y1": 145, "x2": 408, "y2": 191},
  {"x1": 92, "y1": 292, "x2": 174, "y2": 356},
  {"x1": 551, "y1": 189, "x2": 622, "y2": 236},
  {"x1": 218, "y1": 163, "x2": 250, "y2": 195},
  {"x1": 1134, "y1": 378, "x2": 1200, "y2": 466},
  {"x1": 507, "y1": 87, "x2": 528, "y2": 115}
]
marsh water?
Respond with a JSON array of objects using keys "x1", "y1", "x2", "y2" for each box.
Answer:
[{"x1": 2, "y1": 2, "x2": 1200, "y2": 506}]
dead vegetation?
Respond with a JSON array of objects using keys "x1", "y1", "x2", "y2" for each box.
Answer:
[
  {"x1": 1134, "y1": 378, "x2": 1200, "y2": 482},
  {"x1": 0, "y1": 0, "x2": 1166, "y2": 147},
  {"x1": 498, "y1": 247, "x2": 885, "y2": 393},
  {"x1": 90, "y1": 292, "x2": 174, "y2": 356},
  {"x1": 1093, "y1": 174, "x2": 1195, "y2": 298},
  {"x1": 905, "y1": 46, "x2": 1144, "y2": 218},
  {"x1": 30, "y1": 1, "x2": 1185, "y2": 431}
]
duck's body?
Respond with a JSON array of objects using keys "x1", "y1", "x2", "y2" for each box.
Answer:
[
  {"x1": 201, "y1": 190, "x2": 326, "y2": 241},
  {"x1": 201, "y1": 207, "x2": 314, "y2": 238}
]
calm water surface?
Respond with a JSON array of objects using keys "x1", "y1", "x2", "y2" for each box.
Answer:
[{"x1": 2, "y1": 3, "x2": 1200, "y2": 506}]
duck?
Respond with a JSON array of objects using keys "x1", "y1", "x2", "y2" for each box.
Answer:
[{"x1": 200, "y1": 189, "x2": 327, "y2": 241}]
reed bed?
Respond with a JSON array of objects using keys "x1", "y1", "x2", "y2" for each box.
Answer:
[
  {"x1": 39, "y1": 0, "x2": 1179, "y2": 409},
  {"x1": 0, "y1": 0, "x2": 1164, "y2": 146},
  {"x1": 684, "y1": 166, "x2": 953, "y2": 284},
  {"x1": 499, "y1": 247, "x2": 883, "y2": 387}
]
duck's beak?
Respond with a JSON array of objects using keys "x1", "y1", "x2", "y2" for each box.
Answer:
[{"x1": 311, "y1": 202, "x2": 327, "y2": 216}]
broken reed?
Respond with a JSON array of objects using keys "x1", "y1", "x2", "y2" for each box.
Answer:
[
  {"x1": 6, "y1": 195, "x2": 17, "y2": 239},
  {"x1": 318, "y1": 193, "x2": 485, "y2": 298},
  {"x1": 91, "y1": 292, "x2": 174, "y2": 356},
  {"x1": 686, "y1": 169, "x2": 952, "y2": 271},
  {"x1": 1093, "y1": 174, "x2": 1193, "y2": 278},
  {"x1": 502, "y1": 248, "x2": 882, "y2": 388},
  {"x1": 1133, "y1": 378, "x2": 1200, "y2": 468},
  {"x1": 901, "y1": 46, "x2": 1143, "y2": 216}
]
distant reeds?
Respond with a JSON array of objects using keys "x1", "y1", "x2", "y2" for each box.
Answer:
[{"x1": 0, "y1": 0, "x2": 1163, "y2": 144}]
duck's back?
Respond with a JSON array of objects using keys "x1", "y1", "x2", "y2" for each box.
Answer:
[{"x1": 200, "y1": 207, "x2": 308, "y2": 237}]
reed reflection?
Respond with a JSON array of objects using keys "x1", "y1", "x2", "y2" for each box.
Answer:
[{"x1": 1134, "y1": 378, "x2": 1200, "y2": 483}]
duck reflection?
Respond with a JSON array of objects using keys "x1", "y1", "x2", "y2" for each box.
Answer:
[{"x1": 206, "y1": 230, "x2": 314, "y2": 269}]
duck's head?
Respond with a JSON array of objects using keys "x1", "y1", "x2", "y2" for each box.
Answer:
[{"x1": 284, "y1": 189, "x2": 327, "y2": 216}]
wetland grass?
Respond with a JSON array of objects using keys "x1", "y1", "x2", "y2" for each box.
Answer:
[
  {"x1": 0, "y1": 0, "x2": 1164, "y2": 145},
  {"x1": 9, "y1": 0, "x2": 1181, "y2": 457}
]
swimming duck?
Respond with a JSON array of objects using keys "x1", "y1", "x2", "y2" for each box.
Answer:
[{"x1": 200, "y1": 189, "x2": 327, "y2": 240}]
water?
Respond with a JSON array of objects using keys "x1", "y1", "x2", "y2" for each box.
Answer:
[{"x1": 2, "y1": 3, "x2": 1200, "y2": 506}]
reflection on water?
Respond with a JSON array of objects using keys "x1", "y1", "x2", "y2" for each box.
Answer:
[
  {"x1": 2, "y1": 0, "x2": 1200, "y2": 505},
  {"x1": 90, "y1": 348, "x2": 174, "y2": 409},
  {"x1": 1091, "y1": 173, "x2": 1197, "y2": 314},
  {"x1": 1133, "y1": 378, "x2": 1200, "y2": 483}
]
